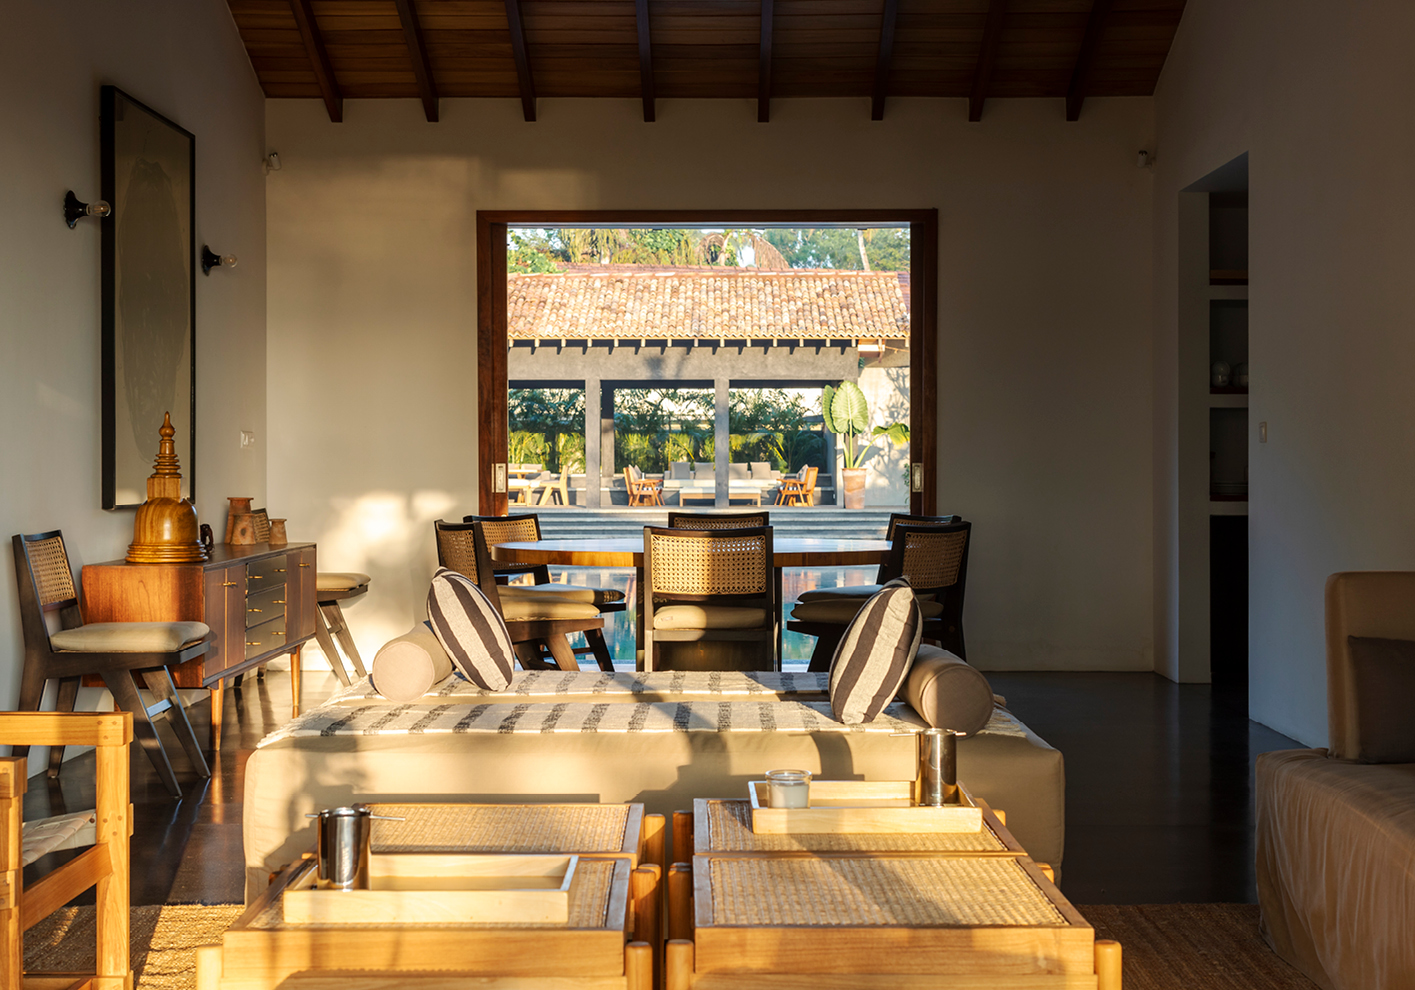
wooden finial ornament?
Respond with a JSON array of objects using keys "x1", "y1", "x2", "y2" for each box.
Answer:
[{"x1": 127, "y1": 412, "x2": 208, "y2": 563}]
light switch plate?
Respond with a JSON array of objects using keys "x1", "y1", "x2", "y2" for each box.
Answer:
[
  {"x1": 911, "y1": 464, "x2": 924, "y2": 493},
  {"x1": 240, "y1": 430, "x2": 256, "y2": 449},
  {"x1": 493, "y1": 463, "x2": 508, "y2": 493}
]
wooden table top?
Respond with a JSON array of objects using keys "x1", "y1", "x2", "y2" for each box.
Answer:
[{"x1": 491, "y1": 537, "x2": 890, "y2": 568}]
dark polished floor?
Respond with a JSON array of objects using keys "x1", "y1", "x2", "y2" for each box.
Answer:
[{"x1": 24, "y1": 667, "x2": 1301, "y2": 906}]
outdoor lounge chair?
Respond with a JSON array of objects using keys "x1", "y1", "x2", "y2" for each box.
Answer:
[
  {"x1": 776, "y1": 465, "x2": 818, "y2": 506},
  {"x1": 627, "y1": 465, "x2": 664, "y2": 506}
]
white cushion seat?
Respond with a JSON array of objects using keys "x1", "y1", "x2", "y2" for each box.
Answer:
[
  {"x1": 499, "y1": 597, "x2": 602, "y2": 622},
  {"x1": 798, "y1": 584, "x2": 937, "y2": 603},
  {"x1": 49, "y1": 621, "x2": 209, "y2": 653},
  {"x1": 653, "y1": 605, "x2": 768, "y2": 630},
  {"x1": 21, "y1": 810, "x2": 97, "y2": 867},
  {"x1": 792, "y1": 599, "x2": 943, "y2": 624},
  {"x1": 503, "y1": 584, "x2": 625, "y2": 606},
  {"x1": 316, "y1": 572, "x2": 371, "y2": 592}
]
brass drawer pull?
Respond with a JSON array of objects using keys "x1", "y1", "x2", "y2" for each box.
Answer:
[
  {"x1": 246, "y1": 641, "x2": 260, "y2": 647},
  {"x1": 275, "y1": 568, "x2": 287, "y2": 573},
  {"x1": 223, "y1": 581, "x2": 239, "y2": 587},
  {"x1": 248, "y1": 608, "x2": 262, "y2": 614},
  {"x1": 249, "y1": 574, "x2": 264, "y2": 580},
  {"x1": 273, "y1": 599, "x2": 286, "y2": 605},
  {"x1": 299, "y1": 562, "x2": 312, "y2": 567}
]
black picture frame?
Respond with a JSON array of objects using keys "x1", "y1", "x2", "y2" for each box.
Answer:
[{"x1": 101, "y1": 85, "x2": 196, "y2": 510}]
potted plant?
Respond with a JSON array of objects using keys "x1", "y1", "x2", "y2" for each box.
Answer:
[{"x1": 822, "y1": 381, "x2": 910, "y2": 509}]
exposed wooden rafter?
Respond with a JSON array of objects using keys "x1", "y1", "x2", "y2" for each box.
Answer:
[
  {"x1": 968, "y1": 0, "x2": 1008, "y2": 122},
  {"x1": 287, "y1": 0, "x2": 342, "y2": 122},
  {"x1": 394, "y1": 0, "x2": 439, "y2": 122},
  {"x1": 758, "y1": 0, "x2": 774, "y2": 123},
  {"x1": 870, "y1": 0, "x2": 899, "y2": 121},
  {"x1": 1066, "y1": 0, "x2": 1113, "y2": 121},
  {"x1": 504, "y1": 0, "x2": 537, "y2": 122},
  {"x1": 635, "y1": 0, "x2": 655, "y2": 122}
]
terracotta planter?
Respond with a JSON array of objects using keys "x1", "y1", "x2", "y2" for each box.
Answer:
[{"x1": 842, "y1": 468, "x2": 867, "y2": 510}]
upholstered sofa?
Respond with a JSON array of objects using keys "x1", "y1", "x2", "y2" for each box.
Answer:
[
  {"x1": 242, "y1": 645, "x2": 1066, "y2": 902},
  {"x1": 1256, "y1": 572, "x2": 1415, "y2": 990}
]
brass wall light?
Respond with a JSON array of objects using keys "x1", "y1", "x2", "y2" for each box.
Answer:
[
  {"x1": 201, "y1": 245, "x2": 237, "y2": 275},
  {"x1": 64, "y1": 190, "x2": 111, "y2": 228}
]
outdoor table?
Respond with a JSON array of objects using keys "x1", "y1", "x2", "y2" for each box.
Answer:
[{"x1": 491, "y1": 537, "x2": 889, "y2": 669}]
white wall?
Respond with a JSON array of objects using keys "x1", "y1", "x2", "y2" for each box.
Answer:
[
  {"x1": 266, "y1": 96, "x2": 1156, "y2": 672},
  {"x1": 1153, "y1": 1, "x2": 1415, "y2": 744},
  {"x1": 0, "y1": 0, "x2": 267, "y2": 709}
]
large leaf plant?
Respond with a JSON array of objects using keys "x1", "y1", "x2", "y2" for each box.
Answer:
[{"x1": 822, "y1": 381, "x2": 910, "y2": 471}]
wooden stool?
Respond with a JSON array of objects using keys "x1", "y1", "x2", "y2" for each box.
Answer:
[{"x1": 314, "y1": 572, "x2": 371, "y2": 684}]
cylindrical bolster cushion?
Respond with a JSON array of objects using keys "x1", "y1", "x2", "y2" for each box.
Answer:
[
  {"x1": 371, "y1": 623, "x2": 455, "y2": 703},
  {"x1": 903, "y1": 646, "x2": 995, "y2": 737}
]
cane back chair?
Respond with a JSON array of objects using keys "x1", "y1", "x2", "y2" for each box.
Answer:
[
  {"x1": 666, "y1": 511, "x2": 771, "y2": 530},
  {"x1": 464, "y1": 513, "x2": 626, "y2": 614}
]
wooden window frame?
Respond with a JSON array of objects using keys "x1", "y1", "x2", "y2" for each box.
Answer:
[{"x1": 476, "y1": 210, "x2": 938, "y2": 517}]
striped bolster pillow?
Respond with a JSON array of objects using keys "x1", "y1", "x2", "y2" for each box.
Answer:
[
  {"x1": 426, "y1": 567, "x2": 516, "y2": 691},
  {"x1": 829, "y1": 577, "x2": 923, "y2": 724}
]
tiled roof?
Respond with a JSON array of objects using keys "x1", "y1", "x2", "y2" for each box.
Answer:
[{"x1": 507, "y1": 270, "x2": 910, "y2": 342}]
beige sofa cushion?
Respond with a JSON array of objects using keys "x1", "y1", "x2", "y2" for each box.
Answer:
[
  {"x1": 904, "y1": 647, "x2": 994, "y2": 736},
  {"x1": 317, "y1": 572, "x2": 371, "y2": 591},
  {"x1": 653, "y1": 605, "x2": 767, "y2": 630},
  {"x1": 50, "y1": 621, "x2": 208, "y2": 652},
  {"x1": 503, "y1": 584, "x2": 625, "y2": 606},
  {"x1": 500, "y1": 597, "x2": 601, "y2": 621},
  {"x1": 371, "y1": 623, "x2": 454, "y2": 703}
]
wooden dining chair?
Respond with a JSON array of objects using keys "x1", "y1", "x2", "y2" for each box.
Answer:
[
  {"x1": 2, "y1": 711, "x2": 133, "y2": 990},
  {"x1": 665, "y1": 511, "x2": 771, "y2": 530},
  {"x1": 643, "y1": 526, "x2": 776, "y2": 672},
  {"x1": 465, "y1": 513, "x2": 627, "y2": 614},
  {"x1": 11, "y1": 531, "x2": 211, "y2": 799},
  {"x1": 434, "y1": 520, "x2": 615, "y2": 671},
  {"x1": 789, "y1": 520, "x2": 971, "y2": 670}
]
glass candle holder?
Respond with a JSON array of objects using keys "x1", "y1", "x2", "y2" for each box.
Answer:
[{"x1": 766, "y1": 769, "x2": 811, "y2": 809}]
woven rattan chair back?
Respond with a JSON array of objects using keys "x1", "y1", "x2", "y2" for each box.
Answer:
[
  {"x1": 889, "y1": 521, "x2": 972, "y2": 660},
  {"x1": 16, "y1": 533, "x2": 78, "y2": 612},
  {"x1": 883, "y1": 513, "x2": 961, "y2": 541},
  {"x1": 645, "y1": 527, "x2": 772, "y2": 599},
  {"x1": 433, "y1": 519, "x2": 494, "y2": 589},
  {"x1": 666, "y1": 511, "x2": 770, "y2": 530},
  {"x1": 471, "y1": 514, "x2": 543, "y2": 546}
]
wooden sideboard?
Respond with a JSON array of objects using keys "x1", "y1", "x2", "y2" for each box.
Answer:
[{"x1": 81, "y1": 542, "x2": 317, "y2": 748}]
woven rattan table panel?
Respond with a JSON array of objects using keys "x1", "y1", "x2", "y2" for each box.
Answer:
[
  {"x1": 249, "y1": 858, "x2": 618, "y2": 930},
  {"x1": 705, "y1": 857, "x2": 1065, "y2": 927},
  {"x1": 704, "y1": 800, "x2": 1007, "y2": 853},
  {"x1": 367, "y1": 803, "x2": 630, "y2": 854}
]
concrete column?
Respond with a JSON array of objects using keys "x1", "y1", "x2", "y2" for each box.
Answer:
[
  {"x1": 714, "y1": 378, "x2": 730, "y2": 506},
  {"x1": 601, "y1": 385, "x2": 617, "y2": 505},
  {"x1": 584, "y1": 378, "x2": 602, "y2": 508}
]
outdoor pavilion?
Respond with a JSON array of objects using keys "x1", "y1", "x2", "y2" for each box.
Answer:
[{"x1": 507, "y1": 266, "x2": 912, "y2": 507}]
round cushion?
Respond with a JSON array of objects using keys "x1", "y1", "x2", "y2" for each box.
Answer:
[
  {"x1": 426, "y1": 568, "x2": 515, "y2": 690},
  {"x1": 903, "y1": 646, "x2": 995, "y2": 737},
  {"x1": 371, "y1": 622, "x2": 454, "y2": 703}
]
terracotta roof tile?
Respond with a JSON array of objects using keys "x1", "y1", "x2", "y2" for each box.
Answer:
[{"x1": 508, "y1": 270, "x2": 910, "y2": 341}]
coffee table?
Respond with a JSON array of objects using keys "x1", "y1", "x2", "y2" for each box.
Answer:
[{"x1": 196, "y1": 803, "x2": 665, "y2": 990}]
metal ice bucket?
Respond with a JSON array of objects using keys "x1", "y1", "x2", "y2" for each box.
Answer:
[{"x1": 306, "y1": 805, "x2": 403, "y2": 890}]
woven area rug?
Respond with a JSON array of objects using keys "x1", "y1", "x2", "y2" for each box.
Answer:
[{"x1": 24, "y1": 902, "x2": 1318, "y2": 990}]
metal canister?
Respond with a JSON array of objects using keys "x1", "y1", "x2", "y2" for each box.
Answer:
[
  {"x1": 916, "y1": 728, "x2": 961, "y2": 807},
  {"x1": 306, "y1": 805, "x2": 402, "y2": 890}
]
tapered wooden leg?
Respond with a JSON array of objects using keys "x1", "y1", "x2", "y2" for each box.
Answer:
[
  {"x1": 46, "y1": 677, "x2": 81, "y2": 777},
  {"x1": 290, "y1": 646, "x2": 303, "y2": 717},
  {"x1": 672, "y1": 810, "x2": 694, "y2": 862},
  {"x1": 642, "y1": 813, "x2": 666, "y2": 871},
  {"x1": 95, "y1": 728, "x2": 131, "y2": 989},
  {"x1": 141, "y1": 669, "x2": 210, "y2": 778},
  {"x1": 545, "y1": 634, "x2": 580, "y2": 672},
  {"x1": 312, "y1": 606, "x2": 352, "y2": 686},
  {"x1": 1096, "y1": 939, "x2": 1122, "y2": 990},
  {"x1": 210, "y1": 680, "x2": 225, "y2": 752},
  {"x1": 102, "y1": 671, "x2": 181, "y2": 799},
  {"x1": 668, "y1": 863, "x2": 693, "y2": 943},
  {"x1": 325, "y1": 602, "x2": 369, "y2": 678},
  {"x1": 666, "y1": 939, "x2": 694, "y2": 990},
  {"x1": 586, "y1": 627, "x2": 615, "y2": 671},
  {"x1": 514, "y1": 642, "x2": 553, "y2": 671}
]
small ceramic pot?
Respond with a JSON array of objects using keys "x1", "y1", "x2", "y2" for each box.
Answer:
[
  {"x1": 225, "y1": 497, "x2": 254, "y2": 543},
  {"x1": 268, "y1": 519, "x2": 288, "y2": 546},
  {"x1": 229, "y1": 513, "x2": 258, "y2": 546}
]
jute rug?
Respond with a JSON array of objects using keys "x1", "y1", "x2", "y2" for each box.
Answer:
[{"x1": 24, "y1": 902, "x2": 1319, "y2": 990}]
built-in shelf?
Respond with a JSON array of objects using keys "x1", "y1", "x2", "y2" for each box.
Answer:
[
  {"x1": 1208, "y1": 285, "x2": 1248, "y2": 301},
  {"x1": 1209, "y1": 393, "x2": 1249, "y2": 409},
  {"x1": 1210, "y1": 501, "x2": 1249, "y2": 516},
  {"x1": 1209, "y1": 268, "x2": 1249, "y2": 285}
]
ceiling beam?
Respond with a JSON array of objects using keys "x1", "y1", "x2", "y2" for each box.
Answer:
[
  {"x1": 504, "y1": 0, "x2": 537, "y2": 122},
  {"x1": 288, "y1": 0, "x2": 342, "y2": 123},
  {"x1": 967, "y1": 0, "x2": 1008, "y2": 122},
  {"x1": 1065, "y1": 0, "x2": 1112, "y2": 121},
  {"x1": 636, "y1": 0, "x2": 655, "y2": 122},
  {"x1": 394, "y1": 0, "x2": 439, "y2": 122},
  {"x1": 870, "y1": 0, "x2": 899, "y2": 121},
  {"x1": 758, "y1": 0, "x2": 774, "y2": 123}
]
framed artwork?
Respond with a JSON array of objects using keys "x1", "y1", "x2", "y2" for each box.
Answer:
[{"x1": 101, "y1": 85, "x2": 196, "y2": 509}]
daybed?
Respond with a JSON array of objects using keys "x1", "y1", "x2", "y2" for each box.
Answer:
[
  {"x1": 242, "y1": 646, "x2": 1065, "y2": 902},
  {"x1": 1256, "y1": 572, "x2": 1415, "y2": 990}
]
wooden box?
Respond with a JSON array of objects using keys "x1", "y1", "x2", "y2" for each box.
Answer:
[
  {"x1": 747, "y1": 779, "x2": 983, "y2": 834},
  {"x1": 282, "y1": 853, "x2": 577, "y2": 925}
]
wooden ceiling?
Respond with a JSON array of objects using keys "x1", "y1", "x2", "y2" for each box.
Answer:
[{"x1": 227, "y1": 0, "x2": 1186, "y2": 125}]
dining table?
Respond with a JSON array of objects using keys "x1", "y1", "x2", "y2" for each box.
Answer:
[{"x1": 490, "y1": 536, "x2": 890, "y2": 669}]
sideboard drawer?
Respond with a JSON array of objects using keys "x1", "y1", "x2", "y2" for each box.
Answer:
[
  {"x1": 245, "y1": 583, "x2": 287, "y2": 629},
  {"x1": 245, "y1": 613, "x2": 287, "y2": 661},
  {"x1": 246, "y1": 554, "x2": 288, "y2": 592}
]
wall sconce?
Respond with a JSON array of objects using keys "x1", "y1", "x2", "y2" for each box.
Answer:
[
  {"x1": 64, "y1": 191, "x2": 111, "y2": 228},
  {"x1": 201, "y1": 245, "x2": 237, "y2": 275}
]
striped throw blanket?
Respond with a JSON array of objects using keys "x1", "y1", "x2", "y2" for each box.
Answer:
[{"x1": 330, "y1": 669, "x2": 831, "y2": 705}]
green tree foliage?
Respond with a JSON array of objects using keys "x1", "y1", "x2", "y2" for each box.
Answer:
[
  {"x1": 764, "y1": 228, "x2": 911, "y2": 271},
  {"x1": 507, "y1": 230, "x2": 561, "y2": 273},
  {"x1": 508, "y1": 388, "x2": 585, "y2": 471},
  {"x1": 507, "y1": 227, "x2": 907, "y2": 272}
]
